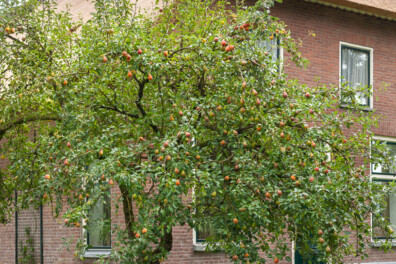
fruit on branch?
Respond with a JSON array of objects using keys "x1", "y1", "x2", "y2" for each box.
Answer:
[{"x1": 137, "y1": 49, "x2": 142, "y2": 54}]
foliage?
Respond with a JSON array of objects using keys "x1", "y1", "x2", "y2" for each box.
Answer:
[{"x1": 0, "y1": 0, "x2": 394, "y2": 263}]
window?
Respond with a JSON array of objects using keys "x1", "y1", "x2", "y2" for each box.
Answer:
[
  {"x1": 372, "y1": 141, "x2": 396, "y2": 175},
  {"x1": 372, "y1": 180, "x2": 396, "y2": 239},
  {"x1": 371, "y1": 140, "x2": 396, "y2": 240},
  {"x1": 340, "y1": 43, "x2": 372, "y2": 107},
  {"x1": 193, "y1": 199, "x2": 216, "y2": 250},
  {"x1": 86, "y1": 191, "x2": 111, "y2": 250},
  {"x1": 257, "y1": 37, "x2": 280, "y2": 62},
  {"x1": 195, "y1": 221, "x2": 214, "y2": 243},
  {"x1": 256, "y1": 37, "x2": 282, "y2": 74}
]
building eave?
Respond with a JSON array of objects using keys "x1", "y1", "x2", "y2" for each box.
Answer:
[{"x1": 305, "y1": 0, "x2": 396, "y2": 22}]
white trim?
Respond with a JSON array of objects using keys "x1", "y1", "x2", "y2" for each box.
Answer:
[
  {"x1": 305, "y1": 0, "x2": 396, "y2": 22},
  {"x1": 292, "y1": 240, "x2": 295, "y2": 264},
  {"x1": 339, "y1": 41, "x2": 374, "y2": 109},
  {"x1": 373, "y1": 135, "x2": 396, "y2": 142},
  {"x1": 84, "y1": 249, "x2": 111, "y2": 258}
]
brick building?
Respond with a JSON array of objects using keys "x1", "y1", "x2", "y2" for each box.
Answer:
[{"x1": 1, "y1": 0, "x2": 396, "y2": 263}]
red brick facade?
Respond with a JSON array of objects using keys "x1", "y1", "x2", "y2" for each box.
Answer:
[{"x1": 1, "y1": 0, "x2": 396, "y2": 263}]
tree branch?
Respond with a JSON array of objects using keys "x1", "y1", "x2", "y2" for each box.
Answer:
[
  {"x1": 97, "y1": 105, "x2": 139, "y2": 119},
  {"x1": 0, "y1": 115, "x2": 61, "y2": 140},
  {"x1": 4, "y1": 34, "x2": 29, "y2": 47},
  {"x1": 119, "y1": 184, "x2": 135, "y2": 239}
]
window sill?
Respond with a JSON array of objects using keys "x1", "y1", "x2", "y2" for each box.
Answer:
[
  {"x1": 84, "y1": 249, "x2": 111, "y2": 258},
  {"x1": 339, "y1": 103, "x2": 373, "y2": 112},
  {"x1": 193, "y1": 243, "x2": 223, "y2": 252},
  {"x1": 370, "y1": 240, "x2": 396, "y2": 248}
]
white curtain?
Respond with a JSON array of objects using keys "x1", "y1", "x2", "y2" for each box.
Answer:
[
  {"x1": 256, "y1": 38, "x2": 279, "y2": 63},
  {"x1": 341, "y1": 47, "x2": 369, "y2": 105}
]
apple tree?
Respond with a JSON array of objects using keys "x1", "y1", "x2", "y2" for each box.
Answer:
[{"x1": 0, "y1": 0, "x2": 394, "y2": 263}]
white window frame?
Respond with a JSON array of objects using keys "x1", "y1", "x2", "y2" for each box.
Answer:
[
  {"x1": 339, "y1": 41, "x2": 373, "y2": 109},
  {"x1": 370, "y1": 136, "x2": 396, "y2": 246}
]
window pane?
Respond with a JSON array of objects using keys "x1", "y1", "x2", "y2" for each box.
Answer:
[
  {"x1": 196, "y1": 223, "x2": 213, "y2": 242},
  {"x1": 88, "y1": 192, "x2": 111, "y2": 248},
  {"x1": 256, "y1": 38, "x2": 279, "y2": 63},
  {"x1": 373, "y1": 181, "x2": 396, "y2": 238},
  {"x1": 372, "y1": 143, "x2": 396, "y2": 174},
  {"x1": 341, "y1": 47, "x2": 369, "y2": 105}
]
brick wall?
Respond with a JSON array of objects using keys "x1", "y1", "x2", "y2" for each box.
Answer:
[
  {"x1": 270, "y1": 0, "x2": 396, "y2": 263},
  {"x1": 1, "y1": 0, "x2": 396, "y2": 263}
]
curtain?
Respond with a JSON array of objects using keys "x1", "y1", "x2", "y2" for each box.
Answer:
[
  {"x1": 256, "y1": 38, "x2": 279, "y2": 63},
  {"x1": 341, "y1": 47, "x2": 369, "y2": 105}
]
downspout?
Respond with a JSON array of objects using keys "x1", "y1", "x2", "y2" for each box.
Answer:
[{"x1": 15, "y1": 191, "x2": 18, "y2": 264}]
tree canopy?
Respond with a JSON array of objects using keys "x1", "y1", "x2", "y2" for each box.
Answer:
[{"x1": 0, "y1": 0, "x2": 394, "y2": 263}]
